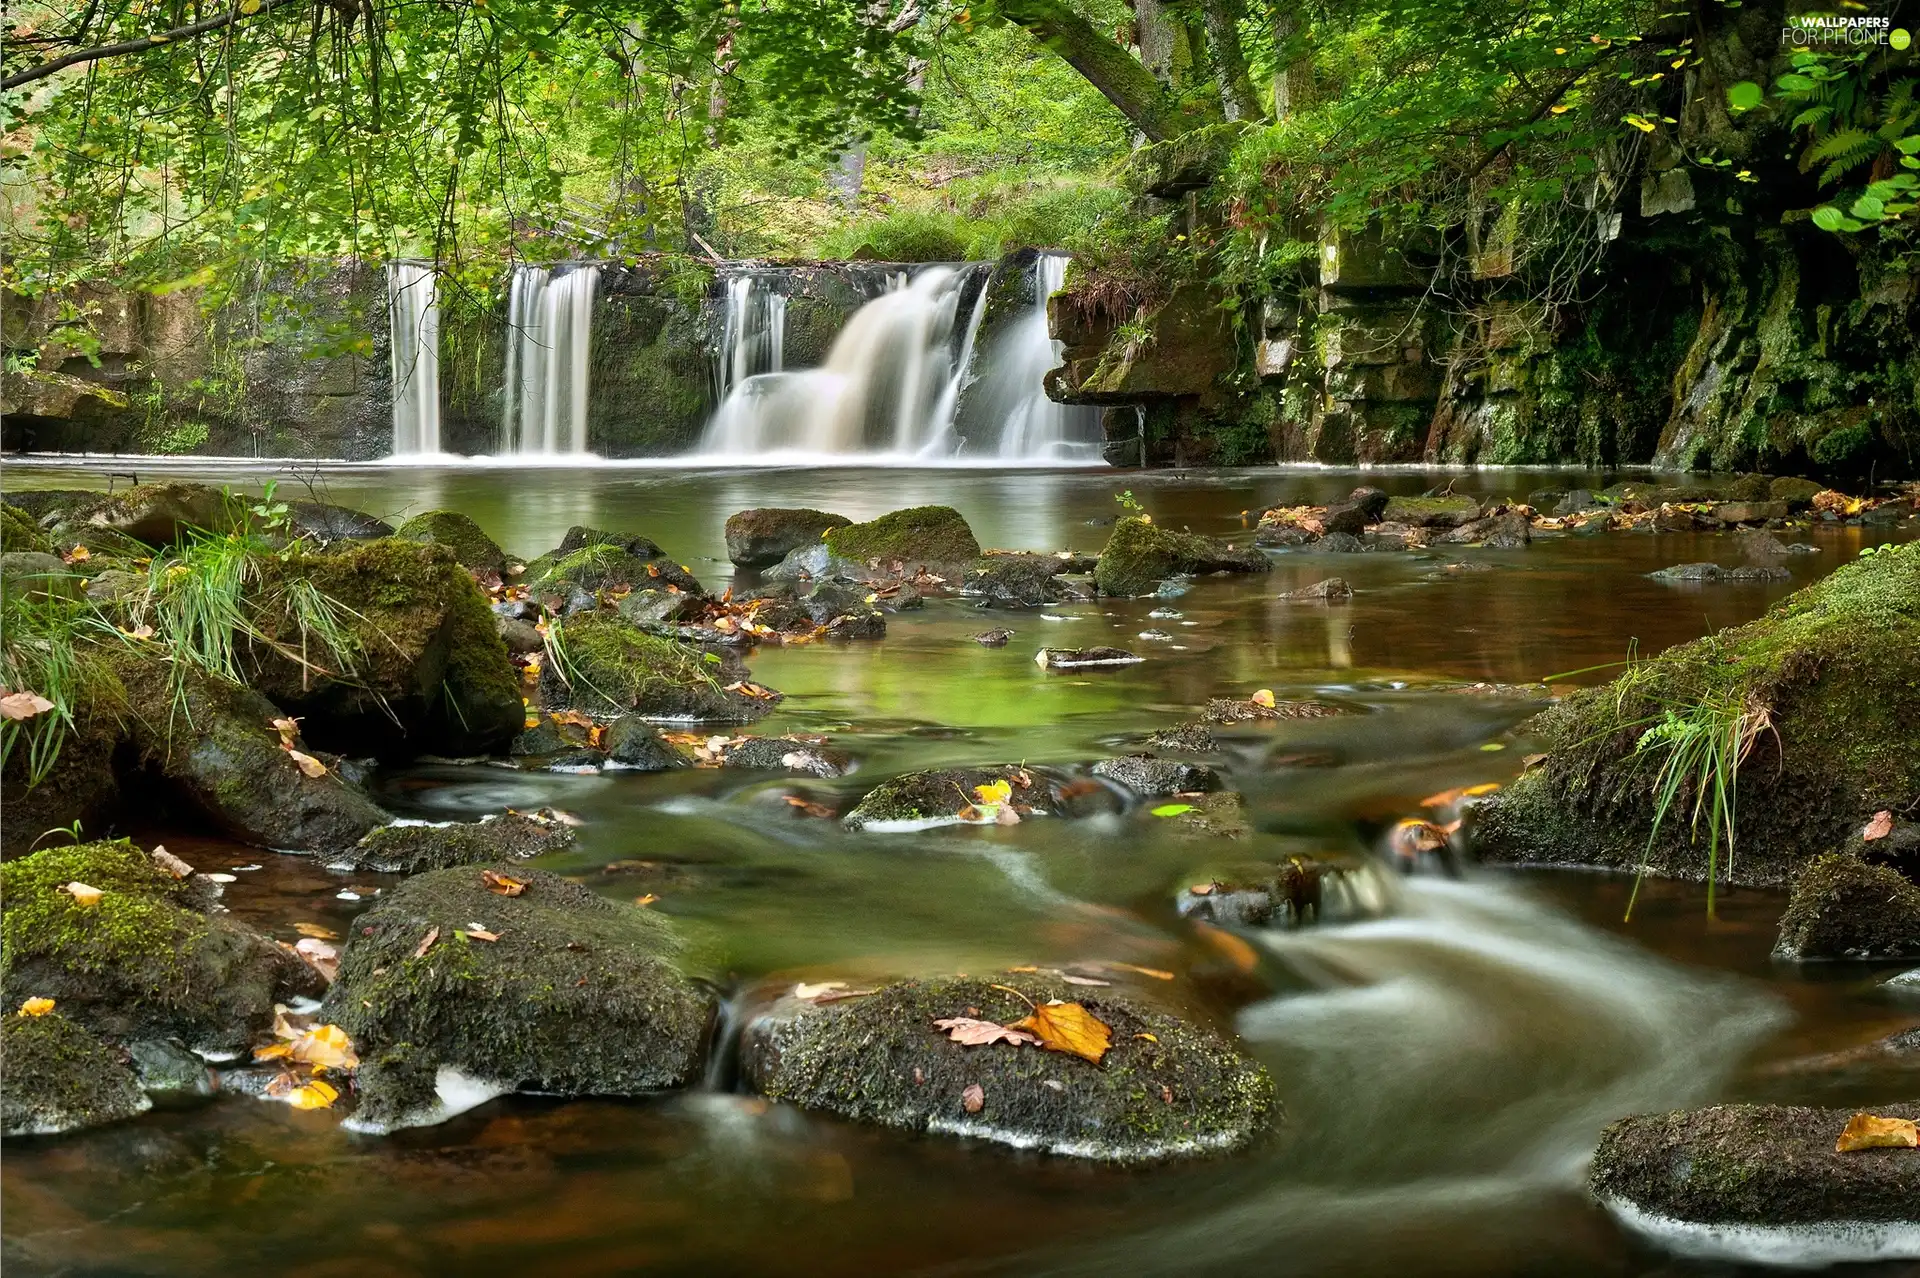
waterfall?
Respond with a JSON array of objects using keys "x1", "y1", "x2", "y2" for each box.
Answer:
[
  {"x1": 714, "y1": 274, "x2": 786, "y2": 401},
  {"x1": 387, "y1": 261, "x2": 442, "y2": 455},
  {"x1": 702, "y1": 265, "x2": 986, "y2": 458},
  {"x1": 503, "y1": 264, "x2": 600, "y2": 455},
  {"x1": 987, "y1": 253, "x2": 1103, "y2": 462}
]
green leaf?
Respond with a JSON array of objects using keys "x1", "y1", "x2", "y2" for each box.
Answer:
[
  {"x1": 1850, "y1": 195, "x2": 1885, "y2": 220},
  {"x1": 1726, "y1": 81, "x2": 1763, "y2": 111},
  {"x1": 1150, "y1": 803, "x2": 1196, "y2": 818},
  {"x1": 1811, "y1": 205, "x2": 1846, "y2": 231},
  {"x1": 1776, "y1": 74, "x2": 1818, "y2": 93}
]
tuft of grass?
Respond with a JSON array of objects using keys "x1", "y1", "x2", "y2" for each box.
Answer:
[{"x1": 0, "y1": 592, "x2": 105, "y2": 787}]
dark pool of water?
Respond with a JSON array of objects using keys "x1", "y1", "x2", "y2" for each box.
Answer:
[{"x1": 4, "y1": 463, "x2": 1917, "y2": 1278}]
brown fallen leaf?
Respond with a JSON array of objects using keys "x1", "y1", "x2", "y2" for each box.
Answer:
[
  {"x1": 961, "y1": 1083, "x2": 985, "y2": 1114},
  {"x1": 412, "y1": 926, "x2": 440, "y2": 958},
  {"x1": 933, "y1": 1017, "x2": 1041, "y2": 1047},
  {"x1": 481, "y1": 870, "x2": 527, "y2": 897},
  {"x1": 1836, "y1": 1112, "x2": 1918, "y2": 1152},
  {"x1": 1863, "y1": 811, "x2": 1895, "y2": 842},
  {"x1": 464, "y1": 928, "x2": 501, "y2": 942},
  {"x1": 1193, "y1": 921, "x2": 1259, "y2": 973},
  {"x1": 1058, "y1": 974, "x2": 1111, "y2": 987},
  {"x1": 1390, "y1": 818, "x2": 1449, "y2": 858},
  {"x1": 286, "y1": 749, "x2": 328, "y2": 778},
  {"x1": 1009, "y1": 1001, "x2": 1113, "y2": 1065},
  {"x1": 294, "y1": 937, "x2": 339, "y2": 982},
  {"x1": 783, "y1": 795, "x2": 835, "y2": 819},
  {"x1": 149, "y1": 845, "x2": 194, "y2": 879},
  {"x1": 1108, "y1": 963, "x2": 1175, "y2": 981},
  {"x1": 0, "y1": 690, "x2": 56, "y2": 720},
  {"x1": 1189, "y1": 882, "x2": 1216, "y2": 896},
  {"x1": 294, "y1": 922, "x2": 340, "y2": 940}
]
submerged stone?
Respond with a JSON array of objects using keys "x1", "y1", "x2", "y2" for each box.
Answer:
[
  {"x1": 1177, "y1": 853, "x2": 1386, "y2": 926},
  {"x1": 540, "y1": 613, "x2": 777, "y2": 723},
  {"x1": 974, "y1": 628, "x2": 1015, "y2": 647},
  {"x1": 1035, "y1": 646, "x2": 1142, "y2": 670},
  {"x1": 962, "y1": 555, "x2": 1077, "y2": 608},
  {"x1": 323, "y1": 865, "x2": 715, "y2": 1131},
  {"x1": 1095, "y1": 517, "x2": 1269, "y2": 597},
  {"x1": 724, "y1": 507, "x2": 851, "y2": 568},
  {"x1": 739, "y1": 975, "x2": 1277, "y2": 1164},
  {"x1": 1774, "y1": 853, "x2": 1920, "y2": 962},
  {"x1": 723, "y1": 737, "x2": 853, "y2": 777},
  {"x1": 1591, "y1": 1102, "x2": 1920, "y2": 1259},
  {"x1": 844, "y1": 766, "x2": 1058, "y2": 830},
  {"x1": 1278, "y1": 577, "x2": 1352, "y2": 601},
  {"x1": 339, "y1": 811, "x2": 577, "y2": 874},
  {"x1": 2, "y1": 1012, "x2": 151, "y2": 1137},
  {"x1": 1091, "y1": 753, "x2": 1222, "y2": 797},
  {"x1": 1146, "y1": 721, "x2": 1218, "y2": 752},
  {"x1": 802, "y1": 578, "x2": 886, "y2": 637},
  {"x1": 0, "y1": 840, "x2": 319, "y2": 1054}
]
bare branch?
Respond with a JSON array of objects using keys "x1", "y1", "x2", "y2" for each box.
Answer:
[{"x1": 3, "y1": 0, "x2": 305, "y2": 92}]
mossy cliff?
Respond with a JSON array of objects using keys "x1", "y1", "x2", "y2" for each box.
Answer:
[{"x1": 1474, "y1": 543, "x2": 1920, "y2": 886}]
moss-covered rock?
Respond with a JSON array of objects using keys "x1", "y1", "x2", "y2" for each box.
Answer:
[
  {"x1": 1774, "y1": 853, "x2": 1920, "y2": 961},
  {"x1": 821, "y1": 506, "x2": 981, "y2": 573},
  {"x1": 1094, "y1": 518, "x2": 1270, "y2": 596},
  {"x1": 0, "y1": 647, "x2": 125, "y2": 857},
  {"x1": 1, "y1": 1011, "x2": 150, "y2": 1136},
  {"x1": 724, "y1": 508, "x2": 851, "y2": 569},
  {"x1": 338, "y1": 811, "x2": 577, "y2": 874},
  {"x1": 1590, "y1": 1102, "x2": 1920, "y2": 1227},
  {"x1": 114, "y1": 652, "x2": 390, "y2": 853},
  {"x1": 605, "y1": 716, "x2": 691, "y2": 770},
  {"x1": 395, "y1": 510, "x2": 508, "y2": 576},
  {"x1": 0, "y1": 840, "x2": 318, "y2": 1053},
  {"x1": 739, "y1": 974, "x2": 1277, "y2": 1164},
  {"x1": 64, "y1": 482, "x2": 249, "y2": 546},
  {"x1": 0, "y1": 551, "x2": 84, "y2": 601},
  {"x1": 722, "y1": 736, "x2": 853, "y2": 777},
  {"x1": 526, "y1": 537, "x2": 703, "y2": 603},
  {"x1": 843, "y1": 765, "x2": 1058, "y2": 830},
  {"x1": 322, "y1": 864, "x2": 715, "y2": 1127},
  {"x1": 246, "y1": 539, "x2": 524, "y2": 757},
  {"x1": 0, "y1": 503, "x2": 51, "y2": 554},
  {"x1": 1380, "y1": 495, "x2": 1483, "y2": 528},
  {"x1": 541, "y1": 613, "x2": 776, "y2": 723},
  {"x1": 1475, "y1": 544, "x2": 1920, "y2": 885}
]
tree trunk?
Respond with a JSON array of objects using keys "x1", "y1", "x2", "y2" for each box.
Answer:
[
  {"x1": 996, "y1": 0, "x2": 1195, "y2": 140},
  {"x1": 1199, "y1": 0, "x2": 1262, "y2": 123},
  {"x1": 1271, "y1": 9, "x2": 1313, "y2": 118}
]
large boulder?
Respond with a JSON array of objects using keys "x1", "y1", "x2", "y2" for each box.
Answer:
[
  {"x1": 739, "y1": 974, "x2": 1277, "y2": 1164},
  {"x1": 1590, "y1": 1103, "x2": 1920, "y2": 1257},
  {"x1": 1774, "y1": 853, "x2": 1920, "y2": 961},
  {"x1": 64, "y1": 482, "x2": 248, "y2": 546},
  {"x1": 0, "y1": 644, "x2": 124, "y2": 857},
  {"x1": 843, "y1": 765, "x2": 1060, "y2": 830},
  {"x1": 1379, "y1": 494, "x2": 1481, "y2": 528},
  {"x1": 962, "y1": 555, "x2": 1078, "y2": 608},
  {"x1": 1475, "y1": 544, "x2": 1920, "y2": 886},
  {"x1": 0, "y1": 840, "x2": 319, "y2": 1055},
  {"x1": 541, "y1": 612, "x2": 778, "y2": 723},
  {"x1": 724, "y1": 508, "x2": 851, "y2": 569},
  {"x1": 322, "y1": 865, "x2": 715, "y2": 1131},
  {"x1": 336, "y1": 811, "x2": 577, "y2": 874},
  {"x1": 525, "y1": 526, "x2": 703, "y2": 600},
  {"x1": 1, "y1": 1011, "x2": 150, "y2": 1137},
  {"x1": 114, "y1": 653, "x2": 390, "y2": 853},
  {"x1": 819, "y1": 506, "x2": 981, "y2": 576},
  {"x1": 1094, "y1": 518, "x2": 1269, "y2": 596},
  {"x1": 245, "y1": 539, "x2": 525, "y2": 757},
  {"x1": 395, "y1": 510, "x2": 508, "y2": 576}
]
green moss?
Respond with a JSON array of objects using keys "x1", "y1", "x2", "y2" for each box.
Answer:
[
  {"x1": 1477, "y1": 543, "x2": 1920, "y2": 885},
  {"x1": 741, "y1": 974, "x2": 1276, "y2": 1164},
  {"x1": 345, "y1": 812, "x2": 575, "y2": 874},
  {"x1": 394, "y1": 510, "x2": 508, "y2": 575},
  {"x1": 843, "y1": 766, "x2": 1056, "y2": 829},
  {"x1": 1774, "y1": 852, "x2": 1920, "y2": 960},
  {"x1": 1093, "y1": 516, "x2": 1268, "y2": 596},
  {"x1": 823, "y1": 506, "x2": 981, "y2": 567},
  {"x1": 1, "y1": 1010, "x2": 150, "y2": 1136},
  {"x1": 0, "y1": 504, "x2": 51, "y2": 554},
  {"x1": 541, "y1": 612, "x2": 774, "y2": 723}
]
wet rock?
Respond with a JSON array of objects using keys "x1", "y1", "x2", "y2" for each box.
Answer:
[
  {"x1": 526, "y1": 531, "x2": 704, "y2": 602},
  {"x1": 1725, "y1": 564, "x2": 1791, "y2": 582},
  {"x1": 286, "y1": 500, "x2": 395, "y2": 546},
  {"x1": 1736, "y1": 528, "x2": 1790, "y2": 560},
  {"x1": 1527, "y1": 489, "x2": 1566, "y2": 512},
  {"x1": 1553, "y1": 490, "x2": 1604, "y2": 516},
  {"x1": 724, "y1": 508, "x2": 851, "y2": 568},
  {"x1": 1714, "y1": 500, "x2": 1791, "y2": 525},
  {"x1": 541, "y1": 748, "x2": 607, "y2": 772},
  {"x1": 1277, "y1": 577, "x2": 1352, "y2": 602},
  {"x1": 1590, "y1": 1103, "x2": 1920, "y2": 1236},
  {"x1": 803, "y1": 578, "x2": 886, "y2": 637},
  {"x1": 127, "y1": 1038, "x2": 217, "y2": 1101},
  {"x1": 0, "y1": 551, "x2": 84, "y2": 600},
  {"x1": 510, "y1": 717, "x2": 577, "y2": 756},
  {"x1": 323, "y1": 865, "x2": 715, "y2": 1131},
  {"x1": 821, "y1": 505, "x2": 981, "y2": 577},
  {"x1": 1848, "y1": 815, "x2": 1920, "y2": 878},
  {"x1": 1138, "y1": 629, "x2": 1174, "y2": 641},
  {"x1": 2, "y1": 1012, "x2": 151, "y2": 1136},
  {"x1": 844, "y1": 766, "x2": 1057, "y2": 830},
  {"x1": 1176, "y1": 854, "x2": 1384, "y2": 927},
  {"x1": 1147, "y1": 721, "x2": 1217, "y2": 752},
  {"x1": 245, "y1": 539, "x2": 525, "y2": 757},
  {"x1": 1094, "y1": 517, "x2": 1269, "y2": 596},
  {"x1": 1253, "y1": 522, "x2": 1317, "y2": 549},
  {"x1": 1322, "y1": 487, "x2": 1390, "y2": 535},
  {"x1": 739, "y1": 974, "x2": 1276, "y2": 1164},
  {"x1": 1035, "y1": 647, "x2": 1143, "y2": 670},
  {"x1": 1774, "y1": 854, "x2": 1920, "y2": 962},
  {"x1": 540, "y1": 613, "x2": 777, "y2": 723},
  {"x1": 974, "y1": 628, "x2": 1015, "y2": 647},
  {"x1": 605, "y1": 717, "x2": 691, "y2": 771},
  {"x1": 1653, "y1": 505, "x2": 1705, "y2": 532},
  {"x1": 395, "y1": 510, "x2": 508, "y2": 576},
  {"x1": 496, "y1": 615, "x2": 544, "y2": 654},
  {"x1": 1771, "y1": 477, "x2": 1827, "y2": 509},
  {"x1": 760, "y1": 541, "x2": 874, "y2": 584},
  {"x1": 339, "y1": 811, "x2": 577, "y2": 874},
  {"x1": 1204, "y1": 696, "x2": 1345, "y2": 723},
  {"x1": 1476, "y1": 543, "x2": 1920, "y2": 886},
  {"x1": 962, "y1": 555, "x2": 1075, "y2": 607},
  {"x1": 720, "y1": 736, "x2": 852, "y2": 777},
  {"x1": 1379, "y1": 495, "x2": 1480, "y2": 528},
  {"x1": 113, "y1": 654, "x2": 390, "y2": 853},
  {"x1": 1318, "y1": 532, "x2": 1366, "y2": 553},
  {"x1": 1437, "y1": 511, "x2": 1531, "y2": 547},
  {"x1": 616, "y1": 587, "x2": 705, "y2": 628},
  {"x1": 1091, "y1": 753, "x2": 1222, "y2": 797},
  {"x1": 0, "y1": 840, "x2": 319, "y2": 1054},
  {"x1": 67, "y1": 482, "x2": 249, "y2": 546},
  {"x1": 1650, "y1": 562, "x2": 1723, "y2": 581}
]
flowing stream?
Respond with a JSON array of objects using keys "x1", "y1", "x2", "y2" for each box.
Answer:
[{"x1": 4, "y1": 461, "x2": 1917, "y2": 1277}]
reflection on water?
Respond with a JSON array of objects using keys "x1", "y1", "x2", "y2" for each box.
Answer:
[{"x1": 4, "y1": 462, "x2": 1918, "y2": 1277}]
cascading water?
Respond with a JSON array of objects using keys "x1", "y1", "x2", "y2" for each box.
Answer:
[
  {"x1": 714, "y1": 274, "x2": 787, "y2": 401},
  {"x1": 702, "y1": 266, "x2": 986, "y2": 459},
  {"x1": 387, "y1": 261, "x2": 442, "y2": 455},
  {"x1": 990, "y1": 254, "x2": 1104, "y2": 461},
  {"x1": 502, "y1": 264, "x2": 601, "y2": 455}
]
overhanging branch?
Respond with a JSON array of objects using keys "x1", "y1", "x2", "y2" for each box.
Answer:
[{"x1": 3, "y1": 0, "x2": 307, "y2": 92}]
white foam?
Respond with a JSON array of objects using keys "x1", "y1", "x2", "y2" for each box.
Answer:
[
  {"x1": 1603, "y1": 1197, "x2": 1920, "y2": 1266},
  {"x1": 924, "y1": 1114, "x2": 1244, "y2": 1162},
  {"x1": 342, "y1": 1066, "x2": 511, "y2": 1134}
]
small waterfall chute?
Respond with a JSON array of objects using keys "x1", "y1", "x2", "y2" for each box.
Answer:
[
  {"x1": 714, "y1": 273, "x2": 787, "y2": 402},
  {"x1": 387, "y1": 260, "x2": 442, "y2": 455},
  {"x1": 960, "y1": 252, "x2": 1103, "y2": 462},
  {"x1": 503, "y1": 263, "x2": 600, "y2": 455}
]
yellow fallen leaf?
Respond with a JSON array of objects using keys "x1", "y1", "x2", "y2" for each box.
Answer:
[
  {"x1": 481, "y1": 870, "x2": 526, "y2": 896},
  {"x1": 1836, "y1": 1112, "x2": 1918, "y2": 1152},
  {"x1": 1461, "y1": 782, "x2": 1501, "y2": 798},
  {"x1": 64, "y1": 544, "x2": 90, "y2": 563},
  {"x1": 294, "y1": 922, "x2": 339, "y2": 940},
  {"x1": 63, "y1": 881, "x2": 103, "y2": 907},
  {"x1": 1108, "y1": 962, "x2": 1175, "y2": 981},
  {"x1": 288, "y1": 1078, "x2": 339, "y2": 1110},
  {"x1": 286, "y1": 749, "x2": 328, "y2": 778},
  {"x1": 289, "y1": 1023, "x2": 359, "y2": 1071},
  {"x1": 1133, "y1": 1032, "x2": 1159, "y2": 1043},
  {"x1": 1193, "y1": 921, "x2": 1259, "y2": 973},
  {"x1": 1009, "y1": 1000, "x2": 1112, "y2": 1064},
  {"x1": 1250, "y1": 689, "x2": 1276, "y2": 708},
  {"x1": 464, "y1": 928, "x2": 501, "y2": 942},
  {"x1": 150, "y1": 845, "x2": 194, "y2": 878},
  {"x1": 1391, "y1": 818, "x2": 1449, "y2": 858},
  {"x1": 253, "y1": 1041, "x2": 294, "y2": 1061},
  {"x1": 974, "y1": 780, "x2": 1012, "y2": 806},
  {"x1": 17, "y1": 997, "x2": 55, "y2": 1017}
]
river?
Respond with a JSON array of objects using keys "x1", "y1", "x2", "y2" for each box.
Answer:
[{"x1": 3, "y1": 460, "x2": 1916, "y2": 1277}]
